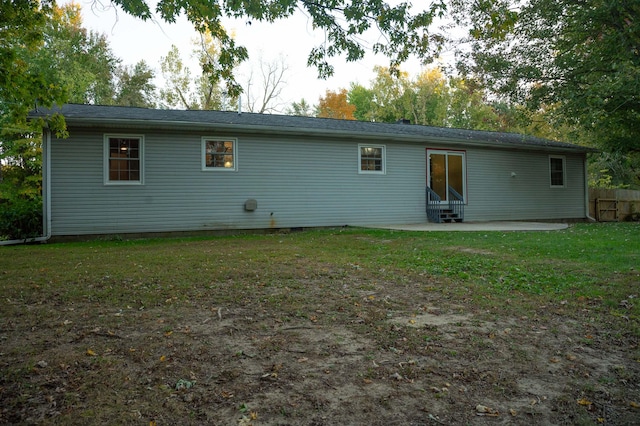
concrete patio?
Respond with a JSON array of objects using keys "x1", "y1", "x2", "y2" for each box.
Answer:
[{"x1": 365, "y1": 221, "x2": 570, "y2": 232}]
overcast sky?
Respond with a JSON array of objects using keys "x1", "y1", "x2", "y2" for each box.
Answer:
[{"x1": 68, "y1": 0, "x2": 430, "y2": 112}]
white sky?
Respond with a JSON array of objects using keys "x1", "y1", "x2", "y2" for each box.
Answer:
[{"x1": 69, "y1": 0, "x2": 429, "y2": 112}]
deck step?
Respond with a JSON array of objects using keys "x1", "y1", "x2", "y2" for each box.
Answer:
[{"x1": 438, "y1": 209, "x2": 462, "y2": 223}]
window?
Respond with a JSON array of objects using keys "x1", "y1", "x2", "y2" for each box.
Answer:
[
  {"x1": 105, "y1": 135, "x2": 143, "y2": 184},
  {"x1": 549, "y1": 155, "x2": 566, "y2": 187},
  {"x1": 202, "y1": 138, "x2": 237, "y2": 171},
  {"x1": 359, "y1": 144, "x2": 385, "y2": 174}
]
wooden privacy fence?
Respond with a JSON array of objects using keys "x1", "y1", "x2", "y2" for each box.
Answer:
[{"x1": 589, "y1": 188, "x2": 640, "y2": 222}]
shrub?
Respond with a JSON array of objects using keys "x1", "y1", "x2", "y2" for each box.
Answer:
[{"x1": 0, "y1": 197, "x2": 43, "y2": 240}]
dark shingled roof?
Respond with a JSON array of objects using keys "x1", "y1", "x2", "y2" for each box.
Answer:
[{"x1": 31, "y1": 104, "x2": 596, "y2": 153}]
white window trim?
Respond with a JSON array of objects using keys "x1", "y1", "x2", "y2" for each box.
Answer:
[
  {"x1": 201, "y1": 137, "x2": 238, "y2": 171},
  {"x1": 103, "y1": 134, "x2": 144, "y2": 185},
  {"x1": 549, "y1": 155, "x2": 566, "y2": 188},
  {"x1": 358, "y1": 144, "x2": 386, "y2": 175}
]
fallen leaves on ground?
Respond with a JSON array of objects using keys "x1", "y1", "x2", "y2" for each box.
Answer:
[{"x1": 475, "y1": 404, "x2": 499, "y2": 416}]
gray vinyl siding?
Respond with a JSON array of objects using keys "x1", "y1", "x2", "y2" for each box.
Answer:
[
  {"x1": 49, "y1": 128, "x2": 428, "y2": 235},
  {"x1": 49, "y1": 127, "x2": 588, "y2": 236},
  {"x1": 464, "y1": 148, "x2": 586, "y2": 221}
]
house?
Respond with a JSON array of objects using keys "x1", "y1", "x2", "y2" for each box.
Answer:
[{"x1": 31, "y1": 104, "x2": 595, "y2": 238}]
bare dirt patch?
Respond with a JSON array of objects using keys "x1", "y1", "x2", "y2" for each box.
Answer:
[
  {"x1": 3, "y1": 286, "x2": 639, "y2": 425},
  {"x1": 389, "y1": 307, "x2": 470, "y2": 327}
]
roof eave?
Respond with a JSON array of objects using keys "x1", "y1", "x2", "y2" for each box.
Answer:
[{"x1": 59, "y1": 116, "x2": 597, "y2": 154}]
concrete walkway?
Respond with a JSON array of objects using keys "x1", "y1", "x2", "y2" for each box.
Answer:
[{"x1": 365, "y1": 221, "x2": 570, "y2": 232}]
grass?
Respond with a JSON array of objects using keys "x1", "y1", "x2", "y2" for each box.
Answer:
[
  {"x1": 2, "y1": 223, "x2": 638, "y2": 322},
  {"x1": 1, "y1": 223, "x2": 639, "y2": 424}
]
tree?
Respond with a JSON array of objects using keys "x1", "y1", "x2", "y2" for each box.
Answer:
[
  {"x1": 195, "y1": 32, "x2": 237, "y2": 110},
  {"x1": 450, "y1": 0, "x2": 640, "y2": 153},
  {"x1": 159, "y1": 32, "x2": 233, "y2": 110},
  {"x1": 159, "y1": 45, "x2": 196, "y2": 109},
  {"x1": 347, "y1": 84, "x2": 376, "y2": 121},
  {"x1": 589, "y1": 151, "x2": 640, "y2": 189},
  {"x1": 243, "y1": 56, "x2": 289, "y2": 113},
  {"x1": 2, "y1": 2, "x2": 121, "y2": 192},
  {"x1": 114, "y1": 61, "x2": 157, "y2": 108},
  {"x1": 287, "y1": 98, "x2": 314, "y2": 117},
  {"x1": 1, "y1": 1, "x2": 113, "y2": 202},
  {"x1": 0, "y1": 0, "x2": 66, "y2": 133},
  {"x1": 446, "y1": 77, "x2": 503, "y2": 131},
  {"x1": 0, "y1": 0, "x2": 65, "y2": 239},
  {"x1": 365, "y1": 66, "x2": 411, "y2": 123},
  {"x1": 0, "y1": 1, "x2": 138, "y2": 238},
  {"x1": 350, "y1": 66, "x2": 459, "y2": 126},
  {"x1": 403, "y1": 68, "x2": 449, "y2": 126},
  {"x1": 107, "y1": 0, "x2": 449, "y2": 98},
  {"x1": 40, "y1": 3, "x2": 119, "y2": 105},
  {"x1": 316, "y1": 89, "x2": 356, "y2": 120},
  {"x1": 347, "y1": 66, "x2": 495, "y2": 128}
]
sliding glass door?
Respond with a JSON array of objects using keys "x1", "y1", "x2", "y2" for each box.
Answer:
[{"x1": 427, "y1": 150, "x2": 465, "y2": 202}]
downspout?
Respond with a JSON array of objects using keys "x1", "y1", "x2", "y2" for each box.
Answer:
[
  {"x1": 584, "y1": 153, "x2": 597, "y2": 222},
  {"x1": 0, "y1": 129, "x2": 52, "y2": 245}
]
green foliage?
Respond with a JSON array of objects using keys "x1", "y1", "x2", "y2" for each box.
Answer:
[
  {"x1": 589, "y1": 151, "x2": 640, "y2": 189},
  {"x1": 0, "y1": 135, "x2": 41, "y2": 196},
  {"x1": 0, "y1": 0, "x2": 67, "y2": 130},
  {"x1": 365, "y1": 66, "x2": 412, "y2": 123},
  {"x1": 451, "y1": 0, "x2": 640, "y2": 154},
  {"x1": 114, "y1": 61, "x2": 157, "y2": 108},
  {"x1": 1, "y1": 2, "x2": 115, "y2": 154},
  {"x1": 345, "y1": 66, "x2": 534, "y2": 133},
  {"x1": 0, "y1": 129, "x2": 44, "y2": 240},
  {"x1": 407, "y1": 68, "x2": 451, "y2": 126},
  {"x1": 286, "y1": 98, "x2": 314, "y2": 117},
  {"x1": 43, "y1": 4, "x2": 119, "y2": 105},
  {"x1": 447, "y1": 77, "x2": 504, "y2": 130},
  {"x1": 159, "y1": 34, "x2": 232, "y2": 110},
  {"x1": 347, "y1": 84, "x2": 376, "y2": 121},
  {"x1": 1, "y1": 1, "x2": 156, "y2": 239},
  {"x1": 0, "y1": 196, "x2": 42, "y2": 240}
]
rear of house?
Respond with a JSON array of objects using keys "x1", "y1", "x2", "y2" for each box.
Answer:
[{"x1": 33, "y1": 104, "x2": 594, "y2": 238}]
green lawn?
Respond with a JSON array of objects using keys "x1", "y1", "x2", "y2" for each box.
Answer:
[{"x1": 4, "y1": 223, "x2": 637, "y2": 315}]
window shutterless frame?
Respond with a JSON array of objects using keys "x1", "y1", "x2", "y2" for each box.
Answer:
[
  {"x1": 549, "y1": 155, "x2": 566, "y2": 188},
  {"x1": 358, "y1": 144, "x2": 386, "y2": 174},
  {"x1": 202, "y1": 137, "x2": 238, "y2": 171},
  {"x1": 104, "y1": 134, "x2": 144, "y2": 185}
]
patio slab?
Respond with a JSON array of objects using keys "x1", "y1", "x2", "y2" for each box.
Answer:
[{"x1": 364, "y1": 221, "x2": 570, "y2": 232}]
